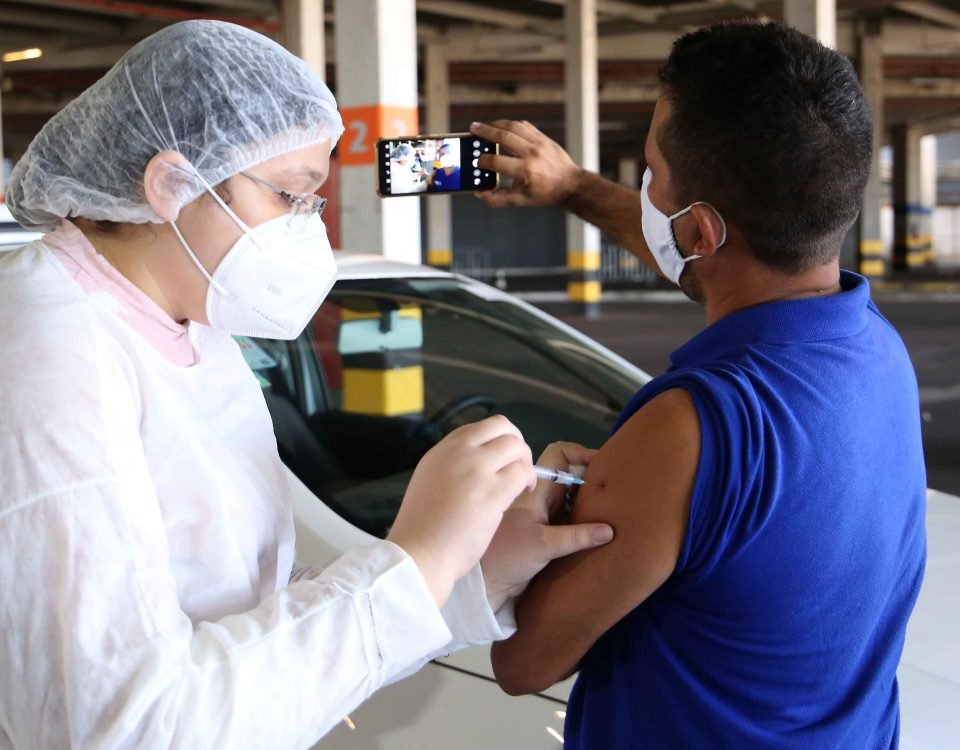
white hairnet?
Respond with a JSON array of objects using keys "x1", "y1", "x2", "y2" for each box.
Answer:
[{"x1": 6, "y1": 20, "x2": 343, "y2": 231}]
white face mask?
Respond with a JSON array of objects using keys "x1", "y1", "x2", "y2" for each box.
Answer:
[
  {"x1": 640, "y1": 167, "x2": 726, "y2": 286},
  {"x1": 170, "y1": 177, "x2": 338, "y2": 340},
  {"x1": 439, "y1": 153, "x2": 457, "y2": 169}
]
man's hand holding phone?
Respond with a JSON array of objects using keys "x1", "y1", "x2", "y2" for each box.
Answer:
[{"x1": 469, "y1": 120, "x2": 585, "y2": 208}]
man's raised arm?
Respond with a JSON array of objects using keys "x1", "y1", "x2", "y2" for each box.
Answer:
[{"x1": 470, "y1": 120, "x2": 659, "y2": 276}]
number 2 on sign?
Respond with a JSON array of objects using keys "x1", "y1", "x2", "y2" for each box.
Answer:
[{"x1": 348, "y1": 121, "x2": 368, "y2": 154}]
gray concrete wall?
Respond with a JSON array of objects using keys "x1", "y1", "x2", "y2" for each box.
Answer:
[{"x1": 420, "y1": 197, "x2": 566, "y2": 270}]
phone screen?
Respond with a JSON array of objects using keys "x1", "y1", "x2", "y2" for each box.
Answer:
[{"x1": 377, "y1": 134, "x2": 498, "y2": 197}]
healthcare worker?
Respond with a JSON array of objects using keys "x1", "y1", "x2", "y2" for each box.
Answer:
[
  {"x1": 389, "y1": 142, "x2": 427, "y2": 194},
  {"x1": 0, "y1": 21, "x2": 613, "y2": 749}
]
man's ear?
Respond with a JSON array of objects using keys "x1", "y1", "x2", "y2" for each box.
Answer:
[
  {"x1": 143, "y1": 150, "x2": 196, "y2": 222},
  {"x1": 689, "y1": 203, "x2": 727, "y2": 258}
]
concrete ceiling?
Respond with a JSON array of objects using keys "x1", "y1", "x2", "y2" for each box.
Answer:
[{"x1": 1, "y1": 0, "x2": 959, "y2": 171}]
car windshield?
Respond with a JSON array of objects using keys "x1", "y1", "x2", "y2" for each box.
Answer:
[{"x1": 248, "y1": 276, "x2": 648, "y2": 538}]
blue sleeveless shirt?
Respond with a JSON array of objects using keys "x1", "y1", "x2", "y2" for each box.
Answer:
[{"x1": 564, "y1": 272, "x2": 926, "y2": 749}]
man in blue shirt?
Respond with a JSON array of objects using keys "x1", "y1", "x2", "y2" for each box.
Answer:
[
  {"x1": 429, "y1": 143, "x2": 461, "y2": 192},
  {"x1": 472, "y1": 21, "x2": 926, "y2": 749}
]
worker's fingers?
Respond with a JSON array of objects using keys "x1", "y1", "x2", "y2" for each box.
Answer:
[
  {"x1": 540, "y1": 521, "x2": 615, "y2": 562},
  {"x1": 487, "y1": 119, "x2": 547, "y2": 146},
  {"x1": 449, "y1": 414, "x2": 524, "y2": 447},
  {"x1": 469, "y1": 120, "x2": 535, "y2": 158},
  {"x1": 477, "y1": 152, "x2": 525, "y2": 178},
  {"x1": 474, "y1": 188, "x2": 535, "y2": 209},
  {"x1": 536, "y1": 442, "x2": 599, "y2": 473},
  {"x1": 481, "y1": 432, "x2": 533, "y2": 473},
  {"x1": 504, "y1": 119, "x2": 548, "y2": 144},
  {"x1": 533, "y1": 442, "x2": 598, "y2": 514},
  {"x1": 498, "y1": 456, "x2": 539, "y2": 495}
]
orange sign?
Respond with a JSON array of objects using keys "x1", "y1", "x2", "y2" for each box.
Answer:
[{"x1": 339, "y1": 105, "x2": 419, "y2": 166}]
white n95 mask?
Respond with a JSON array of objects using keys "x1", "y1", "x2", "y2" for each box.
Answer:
[
  {"x1": 640, "y1": 167, "x2": 726, "y2": 286},
  {"x1": 171, "y1": 177, "x2": 337, "y2": 340}
]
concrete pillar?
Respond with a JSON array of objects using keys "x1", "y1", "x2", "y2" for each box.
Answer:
[
  {"x1": 921, "y1": 134, "x2": 937, "y2": 267},
  {"x1": 784, "y1": 0, "x2": 836, "y2": 48},
  {"x1": 856, "y1": 17, "x2": 885, "y2": 277},
  {"x1": 283, "y1": 0, "x2": 325, "y2": 80},
  {"x1": 892, "y1": 124, "x2": 933, "y2": 272},
  {"x1": 334, "y1": 0, "x2": 423, "y2": 418},
  {"x1": 565, "y1": 0, "x2": 601, "y2": 314},
  {"x1": 0, "y1": 60, "x2": 5, "y2": 197},
  {"x1": 425, "y1": 41, "x2": 452, "y2": 270},
  {"x1": 335, "y1": 0, "x2": 420, "y2": 263},
  {"x1": 618, "y1": 157, "x2": 639, "y2": 188}
]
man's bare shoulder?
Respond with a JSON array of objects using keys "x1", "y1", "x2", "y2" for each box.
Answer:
[{"x1": 572, "y1": 388, "x2": 700, "y2": 528}]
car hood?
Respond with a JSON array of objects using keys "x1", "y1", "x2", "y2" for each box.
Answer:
[{"x1": 898, "y1": 488, "x2": 960, "y2": 746}]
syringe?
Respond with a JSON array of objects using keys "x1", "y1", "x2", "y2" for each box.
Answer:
[{"x1": 533, "y1": 465, "x2": 585, "y2": 486}]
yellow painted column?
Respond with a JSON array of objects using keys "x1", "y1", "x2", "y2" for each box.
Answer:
[
  {"x1": 858, "y1": 239, "x2": 886, "y2": 278},
  {"x1": 892, "y1": 123, "x2": 935, "y2": 272},
  {"x1": 425, "y1": 40, "x2": 453, "y2": 271},
  {"x1": 565, "y1": 0, "x2": 601, "y2": 314},
  {"x1": 339, "y1": 304, "x2": 424, "y2": 416},
  {"x1": 856, "y1": 17, "x2": 886, "y2": 278},
  {"x1": 567, "y1": 248, "x2": 601, "y2": 306}
]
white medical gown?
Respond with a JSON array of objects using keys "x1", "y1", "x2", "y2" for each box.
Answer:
[{"x1": 0, "y1": 240, "x2": 509, "y2": 749}]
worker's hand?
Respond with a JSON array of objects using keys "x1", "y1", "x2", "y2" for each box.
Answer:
[
  {"x1": 470, "y1": 120, "x2": 585, "y2": 209},
  {"x1": 480, "y1": 442, "x2": 613, "y2": 611},
  {"x1": 388, "y1": 415, "x2": 536, "y2": 609}
]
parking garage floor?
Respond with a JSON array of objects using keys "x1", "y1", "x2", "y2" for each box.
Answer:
[{"x1": 536, "y1": 289, "x2": 960, "y2": 497}]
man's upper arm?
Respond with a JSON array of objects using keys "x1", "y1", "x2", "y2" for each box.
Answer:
[{"x1": 490, "y1": 388, "x2": 700, "y2": 694}]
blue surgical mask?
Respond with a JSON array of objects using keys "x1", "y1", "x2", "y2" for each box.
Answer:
[{"x1": 640, "y1": 167, "x2": 726, "y2": 285}]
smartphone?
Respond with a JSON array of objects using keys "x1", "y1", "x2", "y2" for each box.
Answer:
[{"x1": 376, "y1": 133, "x2": 498, "y2": 197}]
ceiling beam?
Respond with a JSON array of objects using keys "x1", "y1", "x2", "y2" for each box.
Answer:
[
  {"x1": 533, "y1": 0, "x2": 655, "y2": 24},
  {"x1": 6, "y1": 0, "x2": 274, "y2": 15},
  {"x1": 444, "y1": 80, "x2": 660, "y2": 105},
  {"x1": 0, "y1": 0, "x2": 281, "y2": 31},
  {"x1": 417, "y1": 0, "x2": 562, "y2": 34},
  {"x1": 158, "y1": 0, "x2": 276, "y2": 11},
  {"x1": 892, "y1": 1, "x2": 960, "y2": 31},
  {"x1": 448, "y1": 59, "x2": 663, "y2": 84},
  {"x1": 535, "y1": 0, "x2": 761, "y2": 25},
  {"x1": 886, "y1": 78, "x2": 960, "y2": 98},
  {"x1": 0, "y1": 5, "x2": 124, "y2": 35},
  {"x1": 911, "y1": 107, "x2": 960, "y2": 136}
]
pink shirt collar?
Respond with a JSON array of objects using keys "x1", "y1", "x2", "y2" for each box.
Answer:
[{"x1": 45, "y1": 221, "x2": 198, "y2": 367}]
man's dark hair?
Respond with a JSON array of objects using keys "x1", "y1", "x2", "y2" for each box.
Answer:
[{"x1": 657, "y1": 21, "x2": 872, "y2": 272}]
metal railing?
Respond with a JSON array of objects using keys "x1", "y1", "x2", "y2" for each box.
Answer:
[
  {"x1": 448, "y1": 242, "x2": 662, "y2": 290},
  {"x1": 599, "y1": 242, "x2": 659, "y2": 284}
]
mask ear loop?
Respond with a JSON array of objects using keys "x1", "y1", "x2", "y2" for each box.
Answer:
[
  {"x1": 669, "y1": 201, "x2": 728, "y2": 260},
  {"x1": 684, "y1": 202, "x2": 728, "y2": 249},
  {"x1": 169, "y1": 220, "x2": 230, "y2": 297},
  {"x1": 166, "y1": 164, "x2": 258, "y2": 299}
]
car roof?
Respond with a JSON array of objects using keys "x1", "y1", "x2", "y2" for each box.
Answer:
[{"x1": 334, "y1": 251, "x2": 455, "y2": 281}]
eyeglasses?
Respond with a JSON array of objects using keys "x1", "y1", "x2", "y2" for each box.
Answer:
[{"x1": 240, "y1": 171, "x2": 327, "y2": 231}]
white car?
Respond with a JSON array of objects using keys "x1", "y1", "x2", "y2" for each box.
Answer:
[{"x1": 1, "y1": 211, "x2": 957, "y2": 748}]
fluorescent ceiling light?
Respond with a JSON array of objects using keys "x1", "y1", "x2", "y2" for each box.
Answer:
[{"x1": 2, "y1": 48, "x2": 42, "y2": 63}]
